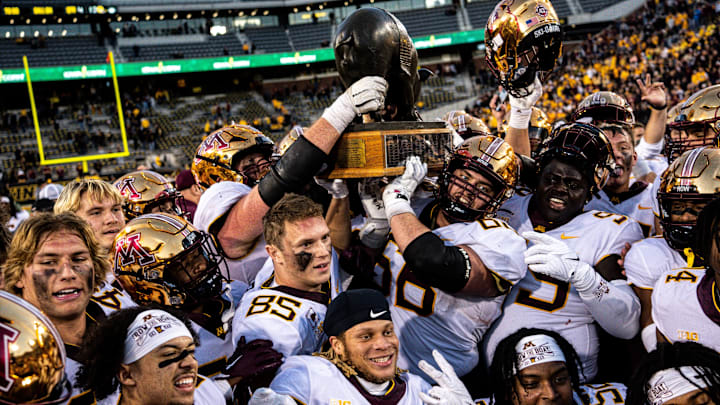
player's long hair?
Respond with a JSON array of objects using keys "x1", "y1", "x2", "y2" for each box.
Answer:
[
  {"x1": 488, "y1": 328, "x2": 585, "y2": 405},
  {"x1": 627, "y1": 342, "x2": 720, "y2": 405},
  {"x1": 75, "y1": 305, "x2": 198, "y2": 401}
]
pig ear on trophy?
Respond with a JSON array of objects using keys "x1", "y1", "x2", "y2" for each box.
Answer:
[{"x1": 418, "y1": 68, "x2": 434, "y2": 83}]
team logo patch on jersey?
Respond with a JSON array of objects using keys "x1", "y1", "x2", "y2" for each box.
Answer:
[
  {"x1": 115, "y1": 233, "x2": 157, "y2": 269},
  {"x1": 535, "y1": 4, "x2": 548, "y2": 17},
  {"x1": 117, "y1": 177, "x2": 142, "y2": 201}
]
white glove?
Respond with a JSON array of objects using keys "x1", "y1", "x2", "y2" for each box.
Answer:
[
  {"x1": 382, "y1": 156, "x2": 427, "y2": 220},
  {"x1": 358, "y1": 178, "x2": 390, "y2": 249},
  {"x1": 321, "y1": 76, "x2": 388, "y2": 133},
  {"x1": 418, "y1": 350, "x2": 474, "y2": 405},
  {"x1": 314, "y1": 178, "x2": 349, "y2": 199},
  {"x1": 248, "y1": 388, "x2": 297, "y2": 405},
  {"x1": 522, "y1": 231, "x2": 600, "y2": 293},
  {"x1": 508, "y1": 76, "x2": 543, "y2": 129}
]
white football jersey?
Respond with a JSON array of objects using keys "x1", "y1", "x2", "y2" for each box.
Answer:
[
  {"x1": 635, "y1": 138, "x2": 669, "y2": 176},
  {"x1": 233, "y1": 251, "x2": 346, "y2": 357},
  {"x1": 625, "y1": 236, "x2": 693, "y2": 289},
  {"x1": 270, "y1": 355, "x2": 431, "y2": 405},
  {"x1": 374, "y1": 217, "x2": 527, "y2": 380},
  {"x1": 191, "y1": 280, "x2": 249, "y2": 378},
  {"x1": 652, "y1": 268, "x2": 720, "y2": 351},
  {"x1": 193, "y1": 181, "x2": 269, "y2": 284},
  {"x1": 488, "y1": 194, "x2": 643, "y2": 380},
  {"x1": 90, "y1": 272, "x2": 137, "y2": 316},
  {"x1": 584, "y1": 185, "x2": 656, "y2": 237},
  {"x1": 95, "y1": 375, "x2": 226, "y2": 405},
  {"x1": 474, "y1": 382, "x2": 627, "y2": 405}
]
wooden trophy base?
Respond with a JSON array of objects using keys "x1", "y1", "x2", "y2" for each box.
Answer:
[{"x1": 321, "y1": 121, "x2": 453, "y2": 179}]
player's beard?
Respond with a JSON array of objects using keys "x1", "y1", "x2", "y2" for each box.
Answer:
[{"x1": 339, "y1": 346, "x2": 395, "y2": 385}]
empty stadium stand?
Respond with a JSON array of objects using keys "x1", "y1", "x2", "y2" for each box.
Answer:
[{"x1": 0, "y1": 36, "x2": 108, "y2": 69}]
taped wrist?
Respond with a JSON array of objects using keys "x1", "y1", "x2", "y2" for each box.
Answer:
[
  {"x1": 509, "y1": 107, "x2": 532, "y2": 129},
  {"x1": 258, "y1": 135, "x2": 328, "y2": 207},
  {"x1": 403, "y1": 232, "x2": 471, "y2": 293},
  {"x1": 641, "y1": 324, "x2": 657, "y2": 352}
]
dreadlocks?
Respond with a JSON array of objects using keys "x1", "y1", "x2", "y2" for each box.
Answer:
[
  {"x1": 488, "y1": 328, "x2": 585, "y2": 405},
  {"x1": 627, "y1": 342, "x2": 720, "y2": 405}
]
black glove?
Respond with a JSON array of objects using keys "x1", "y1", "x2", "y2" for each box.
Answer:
[{"x1": 225, "y1": 337, "x2": 283, "y2": 383}]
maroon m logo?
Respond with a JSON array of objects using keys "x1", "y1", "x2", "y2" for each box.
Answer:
[
  {"x1": 0, "y1": 323, "x2": 19, "y2": 393},
  {"x1": 201, "y1": 132, "x2": 231, "y2": 153},
  {"x1": 115, "y1": 233, "x2": 157, "y2": 269},
  {"x1": 117, "y1": 177, "x2": 142, "y2": 201}
]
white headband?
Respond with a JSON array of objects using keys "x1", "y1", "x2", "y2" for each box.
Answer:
[
  {"x1": 514, "y1": 334, "x2": 566, "y2": 373},
  {"x1": 647, "y1": 367, "x2": 711, "y2": 405},
  {"x1": 123, "y1": 310, "x2": 193, "y2": 365}
]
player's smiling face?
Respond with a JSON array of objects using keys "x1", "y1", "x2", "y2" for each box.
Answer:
[
  {"x1": 333, "y1": 320, "x2": 399, "y2": 384},
  {"x1": 76, "y1": 194, "x2": 125, "y2": 252},
  {"x1": 270, "y1": 216, "x2": 332, "y2": 292},
  {"x1": 512, "y1": 361, "x2": 573, "y2": 405},
  {"x1": 121, "y1": 336, "x2": 198, "y2": 405},
  {"x1": 604, "y1": 127, "x2": 636, "y2": 192},
  {"x1": 17, "y1": 230, "x2": 94, "y2": 323},
  {"x1": 447, "y1": 168, "x2": 498, "y2": 211},
  {"x1": 534, "y1": 159, "x2": 590, "y2": 224}
]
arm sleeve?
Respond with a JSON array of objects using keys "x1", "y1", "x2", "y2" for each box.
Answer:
[
  {"x1": 580, "y1": 279, "x2": 641, "y2": 339},
  {"x1": 624, "y1": 241, "x2": 660, "y2": 289},
  {"x1": 635, "y1": 138, "x2": 664, "y2": 161},
  {"x1": 269, "y1": 357, "x2": 312, "y2": 404}
]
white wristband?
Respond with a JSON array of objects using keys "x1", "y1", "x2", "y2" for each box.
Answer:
[
  {"x1": 321, "y1": 92, "x2": 355, "y2": 134},
  {"x1": 509, "y1": 107, "x2": 532, "y2": 130},
  {"x1": 641, "y1": 323, "x2": 658, "y2": 352}
]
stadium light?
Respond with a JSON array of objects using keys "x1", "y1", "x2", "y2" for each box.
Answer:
[
  {"x1": 57, "y1": 18, "x2": 61, "y2": 23},
  {"x1": 263, "y1": 10, "x2": 269, "y2": 15},
  {"x1": 173, "y1": 13, "x2": 178, "y2": 19},
  {"x1": 210, "y1": 25, "x2": 226, "y2": 36},
  {"x1": 19, "y1": 31, "x2": 24, "y2": 37},
  {"x1": 4, "y1": 32, "x2": 10, "y2": 38},
  {"x1": 213, "y1": 11, "x2": 218, "y2": 18},
  {"x1": 61, "y1": 29, "x2": 66, "y2": 36},
  {"x1": 159, "y1": 14, "x2": 164, "y2": 20},
  {"x1": 48, "y1": 30, "x2": 53, "y2": 36}
]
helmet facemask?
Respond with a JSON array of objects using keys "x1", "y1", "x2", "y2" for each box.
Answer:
[
  {"x1": 664, "y1": 121, "x2": 720, "y2": 162},
  {"x1": 658, "y1": 194, "x2": 709, "y2": 250},
  {"x1": 438, "y1": 156, "x2": 512, "y2": 222},
  {"x1": 161, "y1": 231, "x2": 227, "y2": 308}
]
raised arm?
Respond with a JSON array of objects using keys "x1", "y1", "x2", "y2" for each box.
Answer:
[{"x1": 218, "y1": 77, "x2": 388, "y2": 257}]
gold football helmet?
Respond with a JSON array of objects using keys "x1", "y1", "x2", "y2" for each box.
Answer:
[
  {"x1": 571, "y1": 91, "x2": 635, "y2": 128},
  {"x1": 113, "y1": 213, "x2": 227, "y2": 309},
  {"x1": 537, "y1": 122, "x2": 615, "y2": 194},
  {"x1": 439, "y1": 135, "x2": 518, "y2": 221},
  {"x1": 113, "y1": 170, "x2": 182, "y2": 220},
  {"x1": 665, "y1": 84, "x2": 720, "y2": 161},
  {"x1": 442, "y1": 111, "x2": 491, "y2": 140},
  {"x1": 273, "y1": 125, "x2": 306, "y2": 161},
  {"x1": 192, "y1": 124, "x2": 274, "y2": 189},
  {"x1": 658, "y1": 147, "x2": 720, "y2": 250},
  {"x1": 0, "y1": 291, "x2": 70, "y2": 405},
  {"x1": 485, "y1": 0, "x2": 562, "y2": 96},
  {"x1": 529, "y1": 106, "x2": 553, "y2": 156}
]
